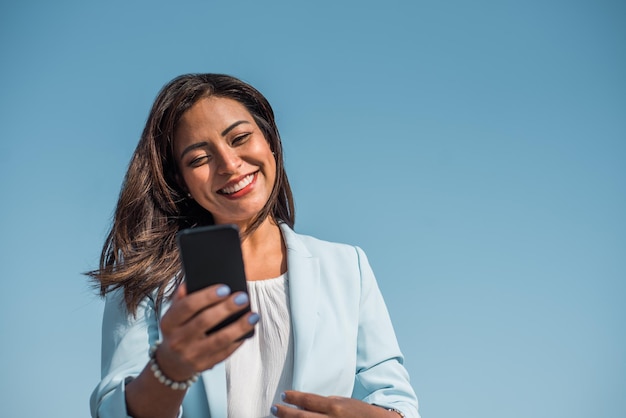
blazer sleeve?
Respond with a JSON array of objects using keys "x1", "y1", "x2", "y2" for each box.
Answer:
[
  {"x1": 90, "y1": 287, "x2": 167, "y2": 418},
  {"x1": 351, "y1": 247, "x2": 420, "y2": 418}
]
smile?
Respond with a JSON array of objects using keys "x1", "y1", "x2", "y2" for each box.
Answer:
[{"x1": 218, "y1": 172, "x2": 257, "y2": 195}]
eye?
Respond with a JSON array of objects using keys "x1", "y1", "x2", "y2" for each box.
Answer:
[
  {"x1": 189, "y1": 154, "x2": 210, "y2": 167},
  {"x1": 232, "y1": 133, "x2": 251, "y2": 145}
]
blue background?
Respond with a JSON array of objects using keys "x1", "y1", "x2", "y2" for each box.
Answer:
[{"x1": 0, "y1": 1, "x2": 624, "y2": 417}]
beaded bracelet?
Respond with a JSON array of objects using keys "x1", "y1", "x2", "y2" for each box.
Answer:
[
  {"x1": 149, "y1": 341, "x2": 199, "y2": 390},
  {"x1": 374, "y1": 405, "x2": 406, "y2": 418},
  {"x1": 385, "y1": 407, "x2": 406, "y2": 417}
]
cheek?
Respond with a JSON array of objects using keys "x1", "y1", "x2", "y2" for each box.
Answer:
[
  {"x1": 250, "y1": 142, "x2": 271, "y2": 159},
  {"x1": 268, "y1": 153, "x2": 278, "y2": 183},
  {"x1": 258, "y1": 143, "x2": 276, "y2": 172},
  {"x1": 181, "y1": 167, "x2": 212, "y2": 191}
]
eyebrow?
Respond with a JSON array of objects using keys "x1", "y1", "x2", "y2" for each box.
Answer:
[
  {"x1": 179, "y1": 120, "x2": 252, "y2": 160},
  {"x1": 221, "y1": 120, "x2": 250, "y2": 136},
  {"x1": 180, "y1": 142, "x2": 209, "y2": 160}
]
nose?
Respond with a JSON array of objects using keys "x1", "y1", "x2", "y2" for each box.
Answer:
[{"x1": 216, "y1": 146, "x2": 242, "y2": 174}]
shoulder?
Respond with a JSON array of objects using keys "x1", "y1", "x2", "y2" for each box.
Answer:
[
  {"x1": 280, "y1": 224, "x2": 371, "y2": 275},
  {"x1": 295, "y1": 231, "x2": 356, "y2": 252},
  {"x1": 282, "y1": 224, "x2": 364, "y2": 257}
]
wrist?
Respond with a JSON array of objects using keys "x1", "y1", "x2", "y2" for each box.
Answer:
[{"x1": 149, "y1": 341, "x2": 199, "y2": 390}]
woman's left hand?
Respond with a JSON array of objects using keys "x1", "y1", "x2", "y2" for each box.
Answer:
[{"x1": 271, "y1": 391, "x2": 400, "y2": 418}]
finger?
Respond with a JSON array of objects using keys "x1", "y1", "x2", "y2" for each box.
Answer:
[
  {"x1": 190, "y1": 334, "x2": 245, "y2": 371},
  {"x1": 161, "y1": 289, "x2": 253, "y2": 365},
  {"x1": 182, "y1": 284, "x2": 234, "y2": 319},
  {"x1": 281, "y1": 391, "x2": 332, "y2": 413},
  {"x1": 186, "y1": 291, "x2": 251, "y2": 335},
  {"x1": 155, "y1": 311, "x2": 258, "y2": 379},
  {"x1": 156, "y1": 309, "x2": 257, "y2": 376},
  {"x1": 189, "y1": 302, "x2": 260, "y2": 347},
  {"x1": 188, "y1": 311, "x2": 260, "y2": 370},
  {"x1": 161, "y1": 284, "x2": 231, "y2": 330},
  {"x1": 270, "y1": 403, "x2": 327, "y2": 418}
]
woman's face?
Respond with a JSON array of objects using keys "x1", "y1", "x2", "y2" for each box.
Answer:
[{"x1": 174, "y1": 96, "x2": 276, "y2": 228}]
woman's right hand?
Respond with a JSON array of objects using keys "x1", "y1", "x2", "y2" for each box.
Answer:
[
  {"x1": 155, "y1": 283, "x2": 259, "y2": 382},
  {"x1": 125, "y1": 283, "x2": 257, "y2": 418}
]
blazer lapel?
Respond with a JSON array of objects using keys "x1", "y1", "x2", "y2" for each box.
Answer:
[{"x1": 280, "y1": 224, "x2": 321, "y2": 392}]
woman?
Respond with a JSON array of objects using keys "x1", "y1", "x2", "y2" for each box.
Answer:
[{"x1": 89, "y1": 74, "x2": 419, "y2": 418}]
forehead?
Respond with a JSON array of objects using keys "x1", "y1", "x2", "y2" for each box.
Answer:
[
  {"x1": 177, "y1": 97, "x2": 252, "y2": 133},
  {"x1": 174, "y1": 97, "x2": 254, "y2": 147}
]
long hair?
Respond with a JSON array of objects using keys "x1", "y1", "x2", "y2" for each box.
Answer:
[{"x1": 87, "y1": 74, "x2": 295, "y2": 315}]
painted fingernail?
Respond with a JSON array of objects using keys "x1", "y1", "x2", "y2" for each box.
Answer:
[
  {"x1": 248, "y1": 313, "x2": 260, "y2": 325},
  {"x1": 280, "y1": 392, "x2": 286, "y2": 401},
  {"x1": 234, "y1": 293, "x2": 249, "y2": 306},
  {"x1": 216, "y1": 285, "x2": 231, "y2": 297},
  {"x1": 270, "y1": 405, "x2": 278, "y2": 416}
]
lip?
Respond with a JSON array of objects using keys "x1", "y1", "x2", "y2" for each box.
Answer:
[{"x1": 217, "y1": 171, "x2": 258, "y2": 198}]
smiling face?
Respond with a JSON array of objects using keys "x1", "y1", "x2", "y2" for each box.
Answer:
[{"x1": 174, "y1": 96, "x2": 277, "y2": 229}]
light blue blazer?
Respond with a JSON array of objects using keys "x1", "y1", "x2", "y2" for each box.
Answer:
[{"x1": 91, "y1": 225, "x2": 419, "y2": 418}]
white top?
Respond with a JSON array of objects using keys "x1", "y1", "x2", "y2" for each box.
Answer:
[{"x1": 226, "y1": 273, "x2": 294, "y2": 418}]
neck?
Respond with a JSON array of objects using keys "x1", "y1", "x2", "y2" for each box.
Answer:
[
  {"x1": 240, "y1": 216, "x2": 277, "y2": 248},
  {"x1": 239, "y1": 217, "x2": 287, "y2": 281}
]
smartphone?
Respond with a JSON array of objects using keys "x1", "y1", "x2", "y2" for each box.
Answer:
[{"x1": 176, "y1": 224, "x2": 253, "y2": 339}]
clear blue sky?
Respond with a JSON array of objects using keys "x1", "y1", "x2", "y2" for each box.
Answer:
[{"x1": 1, "y1": 1, "x2": 624, "y2": 417}]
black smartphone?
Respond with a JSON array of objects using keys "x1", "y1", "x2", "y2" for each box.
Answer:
[{"x1": 176, "y1": 224, "x2": 253, "y2": 339}]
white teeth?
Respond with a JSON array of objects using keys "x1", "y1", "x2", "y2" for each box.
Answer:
[{"x1": 220, "y1": 173, "x2": 254, "y2": 194}]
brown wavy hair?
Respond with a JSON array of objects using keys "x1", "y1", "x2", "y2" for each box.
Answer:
[{"x1": 88, "y1": 74, "x2": 295, "y2": 315}]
